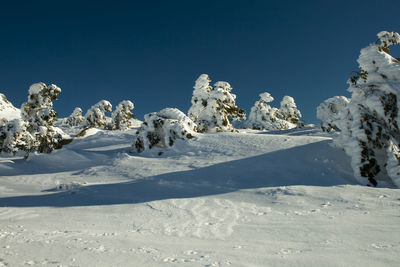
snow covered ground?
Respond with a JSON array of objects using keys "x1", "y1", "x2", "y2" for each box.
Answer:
[{"x1": 0, "y1": 127, "x2": 399, "y2": 266}]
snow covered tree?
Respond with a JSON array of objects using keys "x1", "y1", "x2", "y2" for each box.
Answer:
[
  {"x1": 245, "y1": 92, "x2": 302, "y2": 130},
  {"x1": 111, "y1": 100, "x2": 134, "y2": 130},
  {"x1": 188, "y1": 74, "x2": 245, "y2": 133},
  {"x1": 334, "y1": 31, "x2": 400, "y2": 187},
  {"x1": 316, "y1": 96, "x2": 350, "y2": 132},
  {"x1": 83, "y1": 100, "x2": 112, "y2": 129},
  {"x1": 0, "y1": 119, "x2": 36, "y2": 156},
  {"x1": 66, "y1": 107, "x2": 84, "y2": 127},
  {"x1": 133, "y1": 108, "x2": 197, "y2": 153},
  {"x1": 277, "y1": 96, "x2": 302, "y2": 125},
  {"x1": 21, "y1": 82, "x2": 71, "y2": 154}
]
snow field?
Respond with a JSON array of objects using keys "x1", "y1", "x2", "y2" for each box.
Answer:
[{"x1": 0, "y1": 128, "x2": 399, "y2": 266}]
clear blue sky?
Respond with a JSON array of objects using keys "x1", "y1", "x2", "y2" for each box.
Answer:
[{"x1": 1, "y1": 0, "x2": 399, "y2": 123}]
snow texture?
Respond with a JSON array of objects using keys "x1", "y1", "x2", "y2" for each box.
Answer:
[
  {"x1": 133, "y1": 108, "x2": 197, "y2": 152},
  {"x1": 0, "y1": 126, "x2": 399, "y2": 266},
  {"x1": 333, "y1": 31, "x2": 400, "y2": 187},
  {"x1": 111, "y1": 100, "x2": 135, "y2": 130},
  {"x1": 188, "y1": 74, "x2": 245, "y2": 132},
  {"x1": 317, "y1": 96, "x2": 350, "y2": 132}
]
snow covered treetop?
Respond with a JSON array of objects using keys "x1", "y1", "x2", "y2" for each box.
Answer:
[
  {"x1": 194, "y1": 74, "x2": 212, "y2": 91},
  {"x1": 259, "y1": 92, "x2": 274, "y2": 103},
  {"x1": 214, "y1": 81, "x2": 233, "y2": 92},
  {"x1": 377, "y1": 31, "x2": 400, "y2": 50},
  {"x1": 28, "y1": 82, "x2": 61, "y2": 100},
  {"x1": 352, "y1": 31, "x2": 400, "y2": 86}
]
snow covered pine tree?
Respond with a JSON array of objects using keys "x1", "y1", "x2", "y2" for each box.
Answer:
[
  {"x1": 83, "y1": 100, "x2": 112, "y2": 129},
  {"x1": 245, "y1": 92, "x2": 302, "y2": 130},
  {"x1": 20, "y1": 82, "x2": 71, "y2": 154},
  {"x1": 133, "y1": 108, "x2": 197, "y2": 153},
  {"x1": 111, "y1": 100, "x2": 134, "y2": 130},
  {"x1": 278, "y1": 96, "x2": 302, "y2": 126},
  {"x1": 316, "y1": 96, "x2": 350, "y2": 132},
  {"x1": 334, "y1": 31, "x2": 400, "y2": 187},
  {"x1": 188, "y1": 74, "x2": 245, "y2": 132},
  {"x1": 66, "y1": 107, "x2": 84, "y2": 127}
]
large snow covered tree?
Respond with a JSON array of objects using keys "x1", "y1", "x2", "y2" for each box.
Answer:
[
  {"x1": 133, "y1": 108, "x2": 197, "y2": 153},
  {"x1": 66, "y1": 107, "x2": 84, "y2": 127},
  {"x1": 317, "y1": 96, "x2": 350, "y2": 132},
  {"x1": 111, "y1": 100, "x2": 134, "y2": 130},
  {"x1": 20, "y1": 82, "x2": 71, "y2": 154},
  {"x1": 188, "y1": 74, "x2": 245, "y2": 133},
  {"x1": 83, "y1": 100, "x2": 112, "y2": 129},
  {"x1": 333, "y1": 31, "x2": 400, "y2": 187},
  {"x1": 245, "y1": 92, "x2": 302, "y2": 130}
]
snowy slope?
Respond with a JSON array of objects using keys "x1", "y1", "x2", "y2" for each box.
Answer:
[
  {"x1": 0, "y1": 127, "x2": 399, "y2": 266},
  {"x1": 0, "y1": 93, "x2": 21, "y2": 121}
]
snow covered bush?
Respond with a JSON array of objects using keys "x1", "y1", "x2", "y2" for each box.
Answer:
[
  {"x1": 133, "y1": 108, "x2": 197, "y2": 153},
  {"x1": 0, "y1": 119, "x2": 36, "y2": 156},
  {"x1": 188, "y1": 74, "x2": 245, "y2": 133},
  {"x1": 245, "y1": 92, "x2": 302, "y2": 130},
  {"x1": 111, "y1": 100, "x2": 134, "y2": 130},
  {"x1": 316, "y1": 96, "x2": 350, "y2": 132},
  {"x1": 66, "y1": 107, "x2": 84, "y2": 127},
  {"x1": 20, "y1": 82, "x2": 71, "y2": 154},
  {"x1": 334, "y1": 31, "x2": 400, "y2": 187},
  {"x1": 83, "y1": 100, "x2": 112, "y2": 129}
]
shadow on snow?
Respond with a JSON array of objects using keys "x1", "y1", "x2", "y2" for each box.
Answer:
[{"x1": 0, "y1": 140, "x2": 354, "y2": 207}]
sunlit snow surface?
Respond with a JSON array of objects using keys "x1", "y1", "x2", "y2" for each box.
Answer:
[{"x1": 0, "y1": 127, "x2": 399, "y2": 266}]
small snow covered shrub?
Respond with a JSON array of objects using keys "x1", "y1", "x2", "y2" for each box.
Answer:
[
  {"x1": 333, "y1": 31, "x2": 400, "y2": 187},
  {"x1": 83, "y1": 100, "x2": 112, "y2": 129},
  {"x1": 66, "y1": 107, "x2": 84, "y2": 127},
  {"x1": 0, "y1": 119, "x2": 36, "y2": 156},
  {"x1": 316, "y1": 96, "x2": 350, "y2": 132},
  {"x1": 111, "y1": 100, "x2": 134, "y2": 130},
  {"x1": 21, "y1": 82, "x2": 71, "y2": 154},
  {"x1": 188, "y1": 74, "x2": 245, "y2": 133},
  {"x1": 133, "y1": 108, "x2": 197, "y2": 153},
  {"x1": 245, "y1": 92, "x2": 302, "y2": 130}
]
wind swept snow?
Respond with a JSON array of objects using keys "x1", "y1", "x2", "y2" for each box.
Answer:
[{"x1": 0, "y1": 128, "x2": 399, "y2": 266}]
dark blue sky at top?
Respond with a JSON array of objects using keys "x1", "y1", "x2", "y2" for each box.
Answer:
[{"x1": 0, "y1": 0, "x2": 399, "y2": 123}]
